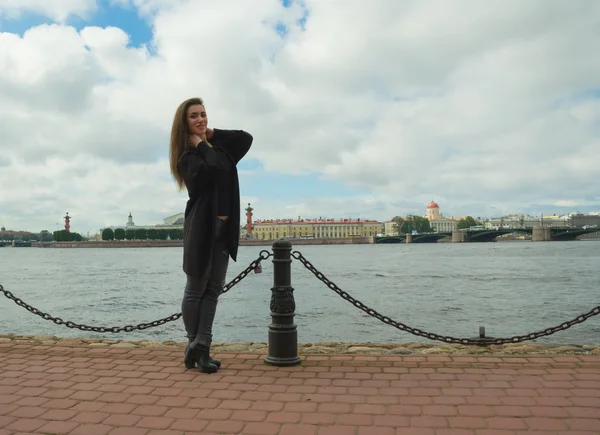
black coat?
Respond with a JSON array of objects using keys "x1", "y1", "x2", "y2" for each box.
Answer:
[{"x1": 178, "y1": 129, "x2": 253, "y2": 278}]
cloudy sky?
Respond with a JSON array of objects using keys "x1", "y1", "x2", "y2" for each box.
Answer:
[{"x1": 1, "y1": 0, "x2": 599, "y2": 235}]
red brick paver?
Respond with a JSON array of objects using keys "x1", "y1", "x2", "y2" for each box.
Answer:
[{"x1": 0, "y1": 342, "x2": 599, "y2": 434}]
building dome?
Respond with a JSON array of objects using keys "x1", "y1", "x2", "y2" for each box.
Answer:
[{"x1": 427, "y1": 201, "x2": 439, "y2": 209}]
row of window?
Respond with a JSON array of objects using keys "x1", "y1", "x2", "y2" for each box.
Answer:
[{"x1": 257, "y1": 231, "x2": 377, "y2": 240}]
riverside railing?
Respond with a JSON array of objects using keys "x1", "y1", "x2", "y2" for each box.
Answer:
[{"x1": 1, "y1": 240, "x2": 599, "y2": 367}]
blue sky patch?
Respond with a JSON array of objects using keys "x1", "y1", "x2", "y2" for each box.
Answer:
[
  {"x1": 275, "y1": 21, "x2": 288, "y2": 37},
  {"x1": 551, "y1": 87, "x2": 600, "y2": 109},
  {"x1": 239, "y1": 159, "x2": 362, "y2": 200},
  {"x1": 0, "y1": 12, "x2": 51, "y2": 35},
  {"x1": 282, "y1": 0, "x2": 309, "y2": 30},
  {"x1": 70, "y1": 0, "x2": 153, "y2": 47},
  {"x1": 0, "y1": 0, "x2": 153, "y2": 48}
]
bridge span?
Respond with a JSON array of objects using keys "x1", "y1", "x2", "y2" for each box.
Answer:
[
  {"x1": 375, "y1": 227, "x2": 598, "y2": 244},
  {"x1": 376, "y1": 233, "x2": 451, "y2": 244}
]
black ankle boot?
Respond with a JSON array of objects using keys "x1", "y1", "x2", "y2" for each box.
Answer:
[
  {"x1": 210, "y1": 353, "x2": 221, "y2": 368},
  {"x1": 190, "y1": 343, "x2": 218, "y2": 374},
  {"x1": 184, "y1": 343, "x2": 196, "y2": 369},
  {"x1": 184, "y1": 344, "x2": 221, "y2": 369}
]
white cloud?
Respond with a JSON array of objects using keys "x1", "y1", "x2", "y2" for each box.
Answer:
[
  {"x1": 0, "y1": 0, "x2": 97, "y2": 22},
  {"x1": 1, "y1": 0, "x2": 600, "y2": 234}
]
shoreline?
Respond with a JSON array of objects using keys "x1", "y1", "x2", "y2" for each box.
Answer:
[
  {"x1": 22, "y1": 233, "x2": 600, "y2": 248},
  {"x1": 1, "y1": 334, "x2": 599, "y2": 355},
  {"x1": 30, "y1": 237, "x2": 375, "y2": 248}
]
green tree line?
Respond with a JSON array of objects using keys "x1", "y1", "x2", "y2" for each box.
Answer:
[
  {"x1": 53, "y1": 229, "x2": 84, "y2": 242},
  {"x1": 391, "y1": 215, "x2": 432, "y2": 234},
  {"x1": 0, "y1": 232, "x2": 37, "y2": 242},
  {"x1": 0, "y1": 229, "x2": 76, "y2": 242},
  {"x1": 456, "y1": 216, "x2": 481, "y2": 229},
  {"x1": 101, "y1": 228, "x2": 184, "y2": 241}
]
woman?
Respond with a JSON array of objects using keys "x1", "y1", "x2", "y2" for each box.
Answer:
[{"x1": 169, "y1": 97, "x2": 253, "y2": 373}]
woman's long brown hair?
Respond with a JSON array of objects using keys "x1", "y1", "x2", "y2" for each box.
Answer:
[{"x1": 169, "y1": 97, "x2": 205, "y2": 191}]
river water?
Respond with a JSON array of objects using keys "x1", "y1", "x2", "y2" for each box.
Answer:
[{"x1": 0, "y1": 241, "x2": 599, "y2": 345}]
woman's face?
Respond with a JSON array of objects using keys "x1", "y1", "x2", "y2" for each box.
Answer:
[{"x1": 186, "y1": 104, "x2": 208, "y2": 137}]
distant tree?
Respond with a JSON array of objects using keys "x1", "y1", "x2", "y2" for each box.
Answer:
[
  {"x1": 457, "y1": 216, "x2": 479, "y2": 229},
  {"x1": 168, "y1": 229, "x2": 183, "y2": 240},
  {"x1": 135, "y1": 229, "x2": 148, "y2": 240},
  {"x1": 114, "y1": 228, "x2": 125, "y2": 240},
  {"x1": 39, "y1": 230, "x2": 53, "y2": 242},
  {"x1": 400, "y1": 215, "x2": 432, "y2": 233},
  {"x1": 52, "y1": 230, "x2": 83, "y2": 242},
  {"x1": 157, "y1": 229, "x2": 169, "y2": 240},
  {"x1": 391, "y1": 216, "x2": 404, "y2": 235},
  {"x1": 19, "y1": 233, "x2": 32, "y2": 242},
  {"x1": 147, "y1": 229, "x2": 159, "y2": 240},
  {"x1": 53, "y1": 229, "x2": 73, "y2": 241},
  {"x1": 102, "y1": 228, "x2": 114, "y2": 241},
  {"x1": 125, "y1": 229, "x2": 136, "y2": 240}
]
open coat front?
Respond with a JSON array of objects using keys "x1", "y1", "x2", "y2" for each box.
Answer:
[{"x1": 177, "y1": 129, "x2": 253, "y2": 278}]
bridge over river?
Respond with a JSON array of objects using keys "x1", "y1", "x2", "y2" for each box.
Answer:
[{"x1": 375, "y1": 226, "x2": 599, "y2": 244}]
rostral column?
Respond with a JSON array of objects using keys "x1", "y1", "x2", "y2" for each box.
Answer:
[
  {"x1": 245, "y1": 203, "x2": 253, "y2": 238},
  {"x1": 64, "y1": 212, "x2": 71, "y2": 232}
]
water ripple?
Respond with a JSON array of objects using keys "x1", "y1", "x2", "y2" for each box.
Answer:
[{"x1": 1, "y1": 241, "x2": 599, "y2": 344}]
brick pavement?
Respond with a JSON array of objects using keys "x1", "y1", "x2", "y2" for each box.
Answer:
[{"x1": 0, "y1": 342, "x2": 599, "y2": 434}]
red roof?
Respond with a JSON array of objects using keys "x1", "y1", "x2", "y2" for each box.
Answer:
[{"x1": 427, "y1": 201, "x2": 439, "y2": 209}]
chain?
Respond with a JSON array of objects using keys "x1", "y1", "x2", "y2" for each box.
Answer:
[
  {"x1": 291, "y1": 250, "x2": 600, "y2": 345},
  {"x1": 0, "y1": 250, "x2": 272, "y2": 334},
  {"x1": 221, "y1": 250, "x2": 272, "y2": 294}
]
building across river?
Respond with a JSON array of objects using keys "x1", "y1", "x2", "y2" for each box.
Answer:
[
  {"x1": 99, "y1": 213, "x2": 184, "y2": 239},
  {"x1": 251, "y1": 216, "x2": 383, "y2": 241},
  {"x1": 99, "y1": 210, "x2": 383, "y2": 242}
]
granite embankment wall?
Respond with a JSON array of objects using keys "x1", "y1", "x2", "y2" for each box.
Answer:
[
  {"x1": 580, "y1": 231, "x2": 600, "y2": 239},
  {"x1": 34, "y1": 240, "x2": 183, "y2": 248},
  {"x1": 33, "y1": 236, "x2": 374, "y2": 248}
]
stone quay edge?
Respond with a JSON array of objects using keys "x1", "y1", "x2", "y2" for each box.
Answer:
[
  {"x1": 32, "y1": 236, "x2": 375, "y2": 248},
  {"x1": 0, "y1": 334, "x2": 599, "y2": 356}
]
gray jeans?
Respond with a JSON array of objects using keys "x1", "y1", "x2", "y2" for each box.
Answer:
[{"x1": 181, "y1": 218, "x2": 229, "y2": 347}]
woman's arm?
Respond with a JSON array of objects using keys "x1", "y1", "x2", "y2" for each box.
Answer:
[
  {"x1": 210, "y1": 128, "x2": 253, "y2": 164},
  {"x1": 178, "y1": 142, "x2": 226, "y2": 189}
]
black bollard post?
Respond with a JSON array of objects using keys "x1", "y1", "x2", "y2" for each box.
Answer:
[{"x1": 264, "y1": 240, "x2": 301, "y2": 366}]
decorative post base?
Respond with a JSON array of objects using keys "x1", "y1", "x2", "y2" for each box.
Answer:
[{"x1": 264, "y1": 240, "x2": 301, "y2": 367}]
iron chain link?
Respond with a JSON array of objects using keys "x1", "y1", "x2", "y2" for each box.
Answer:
[
  {"x1": 0, "y1": 250, "x2": 272, "y2": 334},
  {"x1": 291, "y1": 250, "x2": 600, "y2": 345}
]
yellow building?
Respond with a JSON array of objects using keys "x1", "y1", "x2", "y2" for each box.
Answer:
[
  {"x1": 252, "y1": 217, "x2": 383, "y2": 240},
  {"x1": 383, "y1": 220, "x2": 397, "y2": 236}
]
